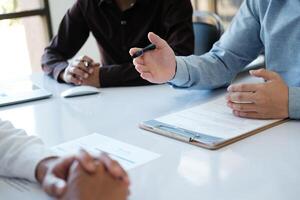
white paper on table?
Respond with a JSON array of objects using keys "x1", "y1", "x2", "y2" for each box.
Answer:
[
  {"x1": 52, "y1": 133, "x2": 161, "y2": 170},
  {"x1": 157, "y1": 97, "x2": 280, "y2": 140},
  {"x1": 0, "y1": 133, "x2": 160, "y2": 200}
]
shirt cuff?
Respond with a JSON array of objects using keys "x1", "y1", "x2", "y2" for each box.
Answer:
[
  {"x1": 53, "y1": 62, "x2": 68, "y2": 82},
  {"x1": 168, "y1": 56, "x2": 190, "y2": 87},
  {"x1": 19, "y1": 145, "x2": 57, "y2": 182},
  {"x1": 288, "y1": 87, "x2": 300, "y2": 119}
]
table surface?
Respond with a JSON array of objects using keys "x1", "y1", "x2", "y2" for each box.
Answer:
[{"x1": 0, "y1": 73, "x2": 299, "y2": 200}]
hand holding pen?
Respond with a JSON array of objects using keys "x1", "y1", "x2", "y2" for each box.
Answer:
[
  {"x1": 131, "y1": 44, "x2": 156, "y2": 59},
  {"x1": 129, "y1": 32, "x2": 177, "y2": 84}
]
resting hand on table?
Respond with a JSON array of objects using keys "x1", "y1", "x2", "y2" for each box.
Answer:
[
  {"x1": 226, "y1": 69, "x2": 289, "y2": 119},
  {"x1": 36, "y1": 150, "x2": 129, "y2": 198},
  {"x1": 129, "y1": 32, "x2": 176, "y2": 84},
  {"x1": 59, "y1": 55, "x2": 101, "y2": 88},
  {"x1": 59, "y1": 160, "x2": 129, "y2": 200}
]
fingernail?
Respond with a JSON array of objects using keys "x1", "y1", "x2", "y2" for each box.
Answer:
[
  {"x1": 89, "y1": 69, "x2": 93, "y2": 73},
  {"x1": 88, "y1": 162, "x2": 96, "y2": 171},
  {"x1": 249, "y1": 70, "x2": 254, "y2": 74},
  {"x1": 84, "y1": 73, "x2": 88, "y2": 78},
  {"x1": 55, "y1": 180, "x2": 66, "y2": 189},
  {"x1": 227, "y1": 86, "x2": 232, "y2": 92},
  {"x1": 55, "y1": 180, "x2": 66, "y2": 195}
]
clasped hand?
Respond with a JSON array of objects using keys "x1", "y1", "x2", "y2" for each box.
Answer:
[
  {"x1": 60, "y1": 56, "x2": 101, "y2": 88},
  {"x1": 36, "y1": 149, "x2": 130, "y2": 200}
]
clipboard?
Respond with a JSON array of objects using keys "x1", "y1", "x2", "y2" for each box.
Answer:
[
  {"x1": 140, "y1": 119, "x2": 287, "y2": 150},
  {"x1": 139, "y1": 75, "x2": 288, "y2": 150}
]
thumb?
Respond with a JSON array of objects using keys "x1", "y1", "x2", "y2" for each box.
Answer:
[
  {"x1": 148, "y1": 32, "x2": 168, "y2": 49},
  {"x1": 92, "y1": 63, "x2": 100, "y2": 67},
  {"x1": 129, "y1": 48, "x2": 142, "y2": 56},
  {"x1": 250, "y1": 69, "x2": 278, "y2": 81},
  {"x1": 42, "y1": 174, "x2": 66, "y2": 197}
]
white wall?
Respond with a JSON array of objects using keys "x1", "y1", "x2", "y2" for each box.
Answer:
[{"x1": 48, "y1": 0, "x2": 99, "y2": 61}]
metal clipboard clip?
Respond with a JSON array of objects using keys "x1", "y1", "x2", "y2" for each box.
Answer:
[{"x1": 145, "y1": 120, "x2": 224, "y2": 145}]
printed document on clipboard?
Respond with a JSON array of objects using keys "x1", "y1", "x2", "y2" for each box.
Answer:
[{"x1": 140, "y1": 76, "x2": 287, "y2": 150}]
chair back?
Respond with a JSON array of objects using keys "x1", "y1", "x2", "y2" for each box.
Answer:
[{"x1": 193, "y1": 11, "x2": 224, "y2": 55}]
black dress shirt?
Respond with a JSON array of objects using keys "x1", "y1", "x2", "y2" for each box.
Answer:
[{"x1": 42, "y1": 0, "x2": 194, "y2": 87}]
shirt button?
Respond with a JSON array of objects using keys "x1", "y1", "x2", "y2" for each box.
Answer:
[{"x1": 121, "y1": 20, "x2": 127, "y2": 25}]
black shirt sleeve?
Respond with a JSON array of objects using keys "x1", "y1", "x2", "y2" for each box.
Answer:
[{"x1": 41, "y1": 0, "x2": 90, "y2": 81}]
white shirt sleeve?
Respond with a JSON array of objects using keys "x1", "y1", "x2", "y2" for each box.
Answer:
[{"x1": 0, "y1": 118, "x2": 56, "y2": 182}]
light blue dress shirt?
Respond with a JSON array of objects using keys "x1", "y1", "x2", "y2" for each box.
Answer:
[{"x1": 170, "y1": 0, "x2": 300, "y2": 119}]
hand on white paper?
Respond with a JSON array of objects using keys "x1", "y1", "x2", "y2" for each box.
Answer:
[{"x1": 226, "y1": 69, "x2": 289, "y2": 119}]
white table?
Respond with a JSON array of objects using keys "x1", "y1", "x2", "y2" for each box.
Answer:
[{"x1": 1, "y1": 73, "x2": 300, "y2": 200}]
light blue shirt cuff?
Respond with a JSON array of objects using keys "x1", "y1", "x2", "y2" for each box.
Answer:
[
  {"x1": 288, "y1": 87, "x2": 300, "y2": 119},
  {"x1": 168, "y1": 57, "x2": 190, "y2": 87}
]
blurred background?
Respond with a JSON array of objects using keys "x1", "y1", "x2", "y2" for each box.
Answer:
[{"x1": 0, "y1": 0, "x2": 243, "y2": 80}]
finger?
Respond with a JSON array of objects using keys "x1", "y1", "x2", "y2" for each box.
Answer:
[
  {"x1": 226, "y1": 92, "x2": 256, "y2": 103},
  {"x1": 249, "y1": 69, "x2": 279, "y2": 81},
  {"x1": 66, "y1": 74, "x2": 82, "y2": 85},
  {"x1": 132, "y1": 57, "x2": 144, "y2": 66},
  {"x1": 80, "y1": 63, "x2": 97, "y2": 74},
  {"x1": 87, "y1": 63, "x2": 100, "y2": 74},
  {"x1": 227, "y1": 83, "x2": 261, "y2": 92},
  {"x1": 141, "y1": 72, "x2": 153, "y2": 81},
  {"x1": 69, "y1": 66, "x2": 89, "y2": 79},
  {"x1": 51, "y1": 156, "x2": 77, "y2": 180},
  {"x1": 227, "y1": 101, "x2": 257, "y2": 112},
  {"x1": 233, "y1": 110, "x2": 266, "y2": 119},
  {"x1": 74, "y1": 57, "x2": 97, "y2": 74},
  {"x1": 42, "y1": 174, "x2": 67, "y2": 198},
  {"x1": 148, "y1": 32, "x2": 168, "y2": 49},
  {"x1": 129, "y1": 48, "x2": 142, "y2": 56},
  {"x1": 75, "y1": 149, "x2": 97, "y2": 173},
  {"x1": 99, "y1": 153, "x2": 130, "y2": 185},
  {"x1": 135, "y1": 64, "x2": 149, "y2": 74},
  {"x1": 74, "y1": 61, "x2": 94, "y2": 73},
  {"x1": 77, "y1": 55, "x2": 94, "y2": 64}
]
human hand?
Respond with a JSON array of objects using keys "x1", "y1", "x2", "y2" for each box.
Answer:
[
  {"x1": 129, "y1": 32, "x2": 176, "y2": 84},
  {"x1": 60, "y1": 55, "x2": 101, "y2": 87},
  {"x1": 98, "y1": 153, "x2": 130, "y2": 185},
  {"x1": 226, "y1": 69, "x2": 289, "y2": 119},
  {"x1": 59, "y1": 160, "x2": 129, "y2": 200},
  {"x1": 36, "y1": 149, "x2": 97, "y2": 198},
  {"x1": 36, "y1": 150, "x2": 129, "y2": 198}
]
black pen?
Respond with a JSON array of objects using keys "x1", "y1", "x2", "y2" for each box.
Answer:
[{"x1": 131, "y1": 44, "x2": 156, "y2": 59}]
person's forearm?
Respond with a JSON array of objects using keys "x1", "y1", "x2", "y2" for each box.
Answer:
[
  {"x1": 169, "y1": 53, "x2": 239, "y2": 90},
  {"x1": 41, "y1": 49, "x2": 69, "y2": 81},
  {"x1": 0, "y1": 120, "x2": 56, "y2": 182},
  {"x1": 288, "y1": 87, "x2": 300, "y2": 119},
  {"x1": 168, "y1": 0, "x2": 264, "y2": 90},
  {"x1": 100, "y1": 63, "x2": 153, "y2": 87},
  {"x1": 41, "y1": 1, "x2": 90, "y2": 81}
]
